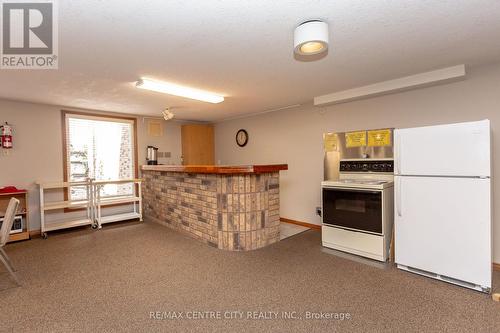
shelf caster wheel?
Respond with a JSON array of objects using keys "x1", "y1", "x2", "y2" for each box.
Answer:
[
  {"x1": 91, "y1": 223, "x2": 99, "y2": 230},
  {"x1": 42, "y1": 232, "x2": 48, "y2": 239}
]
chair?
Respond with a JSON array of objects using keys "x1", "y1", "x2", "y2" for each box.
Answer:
[{"x1": 0, "y1": 198, "x2": 20, "y2": 286}]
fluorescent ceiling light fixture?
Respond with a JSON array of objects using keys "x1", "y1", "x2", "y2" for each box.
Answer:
[
  {"x1": 136, "y1": 79, "x2": 224, "y2": 104},
  {"x1": 294, "y1": 20, "x2": 329, "y2": 55}
]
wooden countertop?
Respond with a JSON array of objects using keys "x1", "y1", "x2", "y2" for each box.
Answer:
[{"x1": 141, "y1": 164, "x2": 288, "y2": 174}]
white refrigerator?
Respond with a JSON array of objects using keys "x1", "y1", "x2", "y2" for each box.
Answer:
[{"x1": 394, "y1": 119, "x2": 491, "y2": 292}]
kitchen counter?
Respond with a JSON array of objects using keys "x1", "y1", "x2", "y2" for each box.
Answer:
[
  {"x1": 141, "y1": 164, "x2": 288, "y2": 174},
  {"x1": 141, "y1": 164, "x2": 288, "y2": 251}
]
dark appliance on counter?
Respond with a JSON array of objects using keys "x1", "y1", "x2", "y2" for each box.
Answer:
[
  {"x1": 0, "y1": 215, "x2": 23, "y2": 234},
  {"x1": 146, "y1": 146, "x2": 158, "y2": 165}
]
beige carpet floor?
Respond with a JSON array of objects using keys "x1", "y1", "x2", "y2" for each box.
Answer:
[{"x1": 1, "y1": 221, "x2": 499, "y2": 332}]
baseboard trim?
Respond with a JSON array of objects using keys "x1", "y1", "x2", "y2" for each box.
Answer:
[
  {"x1": 29, "y1": 229, "x2": 41, "y2": 238},
  {"x1": 493, "y1": 262, "x2": 500, "y2": 272},
  {"x1": 280, "y1": 217, "x2": 321, "y2": 231}
]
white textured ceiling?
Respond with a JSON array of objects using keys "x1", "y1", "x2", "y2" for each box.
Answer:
[{"x1": 2, "y1": 0, "x2": 500, "y2": 121}]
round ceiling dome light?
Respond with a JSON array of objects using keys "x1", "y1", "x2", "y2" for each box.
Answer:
[{"x1": 294, "y1": 20, "x2": 329, "y2": 56}]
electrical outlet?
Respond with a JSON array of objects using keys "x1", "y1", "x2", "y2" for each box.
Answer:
[
  {"x1": 316, "y1": 207, "x2": 322, "y2": 217},
  {"x1": 157, "y1": 151, "x2": 171, "y2": 158}
]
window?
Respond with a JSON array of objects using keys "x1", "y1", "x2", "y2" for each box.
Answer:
[{"x1": 63, "y1": 112, "x2": 137, "y2": 201}]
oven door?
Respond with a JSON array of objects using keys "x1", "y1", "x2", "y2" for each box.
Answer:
[{"x1": 322, "y1": 187, "x2": 382, "y2": 234}]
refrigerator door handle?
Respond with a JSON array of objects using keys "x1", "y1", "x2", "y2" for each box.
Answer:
[
  {"x1": 396, "y1": 132, "x2": 402, "y2": 174},
  {"x1": 396, "y1": 177, "x2": 402, "y2": 217}
]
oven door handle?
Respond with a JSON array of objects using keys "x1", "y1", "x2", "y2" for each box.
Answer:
[
  {"x1": 396, "y1": 177, "x2": 402, "y2": 217},
  {"x1": 322, "y1": 187, "x2": 381, "y2": 194}
]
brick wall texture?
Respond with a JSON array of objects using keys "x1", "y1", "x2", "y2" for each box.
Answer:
[{"x1": 142, "y1": 171, "x2": 281, "y2": 251}]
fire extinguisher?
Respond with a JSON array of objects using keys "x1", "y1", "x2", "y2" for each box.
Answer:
[{"x1": 0, "y1": 122, "x2": 13, "y2": 149}]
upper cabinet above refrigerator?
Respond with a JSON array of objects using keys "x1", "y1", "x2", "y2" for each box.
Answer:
[{"x1": 394, "y1": 120, "x2": 490, "y2": 177}]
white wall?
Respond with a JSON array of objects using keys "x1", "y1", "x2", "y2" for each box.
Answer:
[
  {"x1": 0, "y1": 99, "x2": 182, "y2": 230},
  {"x1": 215, "y1": 62, "x2": 500, "y2": 262}
]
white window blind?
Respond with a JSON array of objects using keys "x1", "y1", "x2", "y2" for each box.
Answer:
[{"x1": 65, "y1": 114, "x2": 136, "y2": 201}]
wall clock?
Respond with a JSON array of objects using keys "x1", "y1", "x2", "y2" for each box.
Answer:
[{"x1": 236, "y1": 129, "x2": 248, "y2": 147}]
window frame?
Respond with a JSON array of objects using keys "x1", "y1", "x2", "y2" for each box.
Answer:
[{"x1": 61, "y1": 110, "x2": 139, "y2": 205}]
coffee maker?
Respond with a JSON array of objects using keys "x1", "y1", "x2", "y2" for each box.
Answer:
[{"x1": 146, "y1": 146, "x2": 158, "y2": 165}]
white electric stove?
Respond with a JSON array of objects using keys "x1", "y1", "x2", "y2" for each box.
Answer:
[{"x1": 321, "y1": 159, "x2": 394, "y2": 262}]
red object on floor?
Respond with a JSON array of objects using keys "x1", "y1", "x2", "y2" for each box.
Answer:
[{"x1": 0, "y1": 186, "x2": 27, "y2": 194}]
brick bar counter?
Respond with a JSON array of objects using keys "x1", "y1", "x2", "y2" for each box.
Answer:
[{"x1": 141, "y1": 164, "x2": 288, "y2": 251}]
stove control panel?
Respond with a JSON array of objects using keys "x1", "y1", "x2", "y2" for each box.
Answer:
[{"x1": 340, "y1": 160, "x2": 394, "y2": 173}]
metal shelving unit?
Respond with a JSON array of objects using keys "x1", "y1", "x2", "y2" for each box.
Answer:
[
  {"x1": 38, "y1": 179, "x2": 142, "y2": 238},
  {"x1": 93, "y1": 179, "x2": 143, "y2": 229},
  {"x1": 38, "y1": 180, "x2": 95, "y2": 239}
]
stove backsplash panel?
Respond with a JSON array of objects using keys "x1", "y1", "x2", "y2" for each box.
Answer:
[{"x1": 324, "y1": 129, "x2": 394, "y2": 180}]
